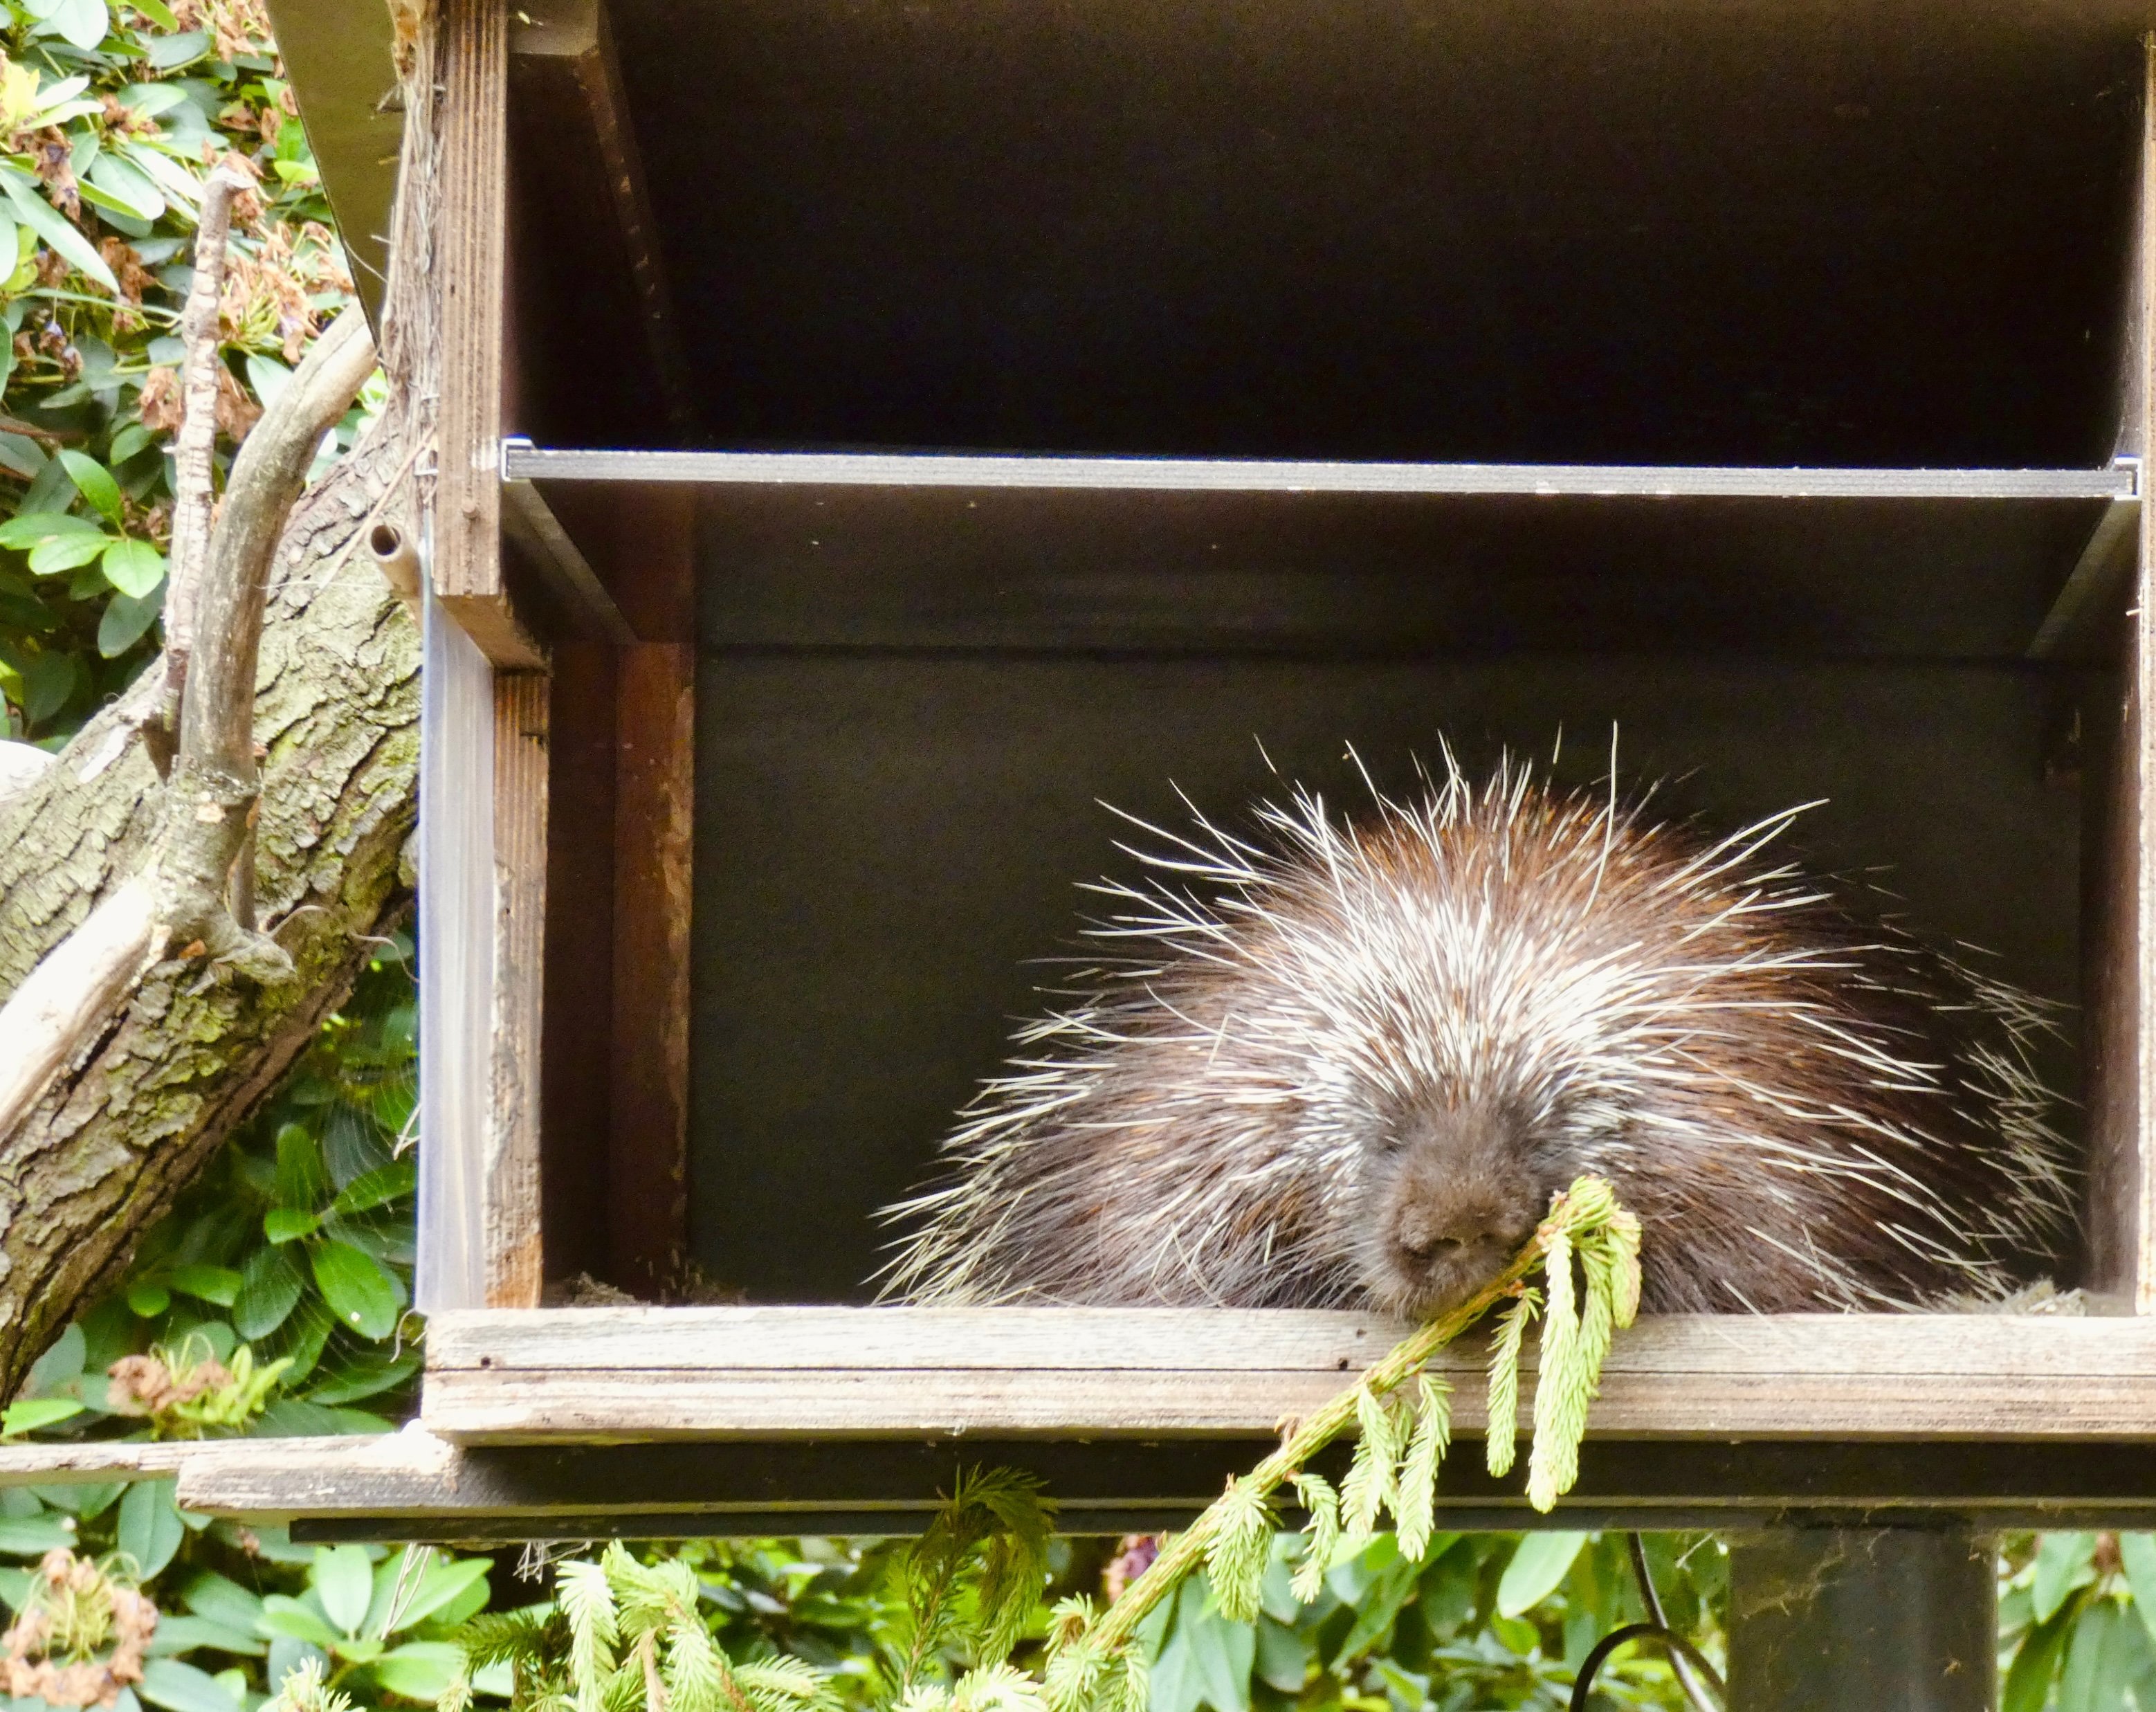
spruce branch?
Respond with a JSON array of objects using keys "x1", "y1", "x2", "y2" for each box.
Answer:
[{"x1": 1057, "y1": 1174, "x2": 1639, "y2": 1695}]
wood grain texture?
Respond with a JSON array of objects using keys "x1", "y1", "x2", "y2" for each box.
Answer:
[
  {"x1": 2096, "y1": 37, "x2": 2156, "y2": 1314},
  {"x1": 435, "y1": 0, "x2": 536, "y2": 666},
  {"x1": 487, "y1": 674, "x2": 548, "y2": 1307},
  {"x1": 420, "y1": 1308, "x2": 2156, "y2": 1442},
  {"x1": 608, "y1": 641, "x2": 693, "y2": 1293},
  {"x1": 2138, "y1": 39, "x2": 2156, "y2": 1315},
  {"x1": 2080, "y1": 46, "x2": 2154, "y2": 1311},
  {"x1": 538, "y1": 643, "x2": 616, "y2": 1286}
]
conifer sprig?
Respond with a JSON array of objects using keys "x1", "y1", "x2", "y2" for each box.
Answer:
[{"x1": 1042, "y1": 1175, "x2": 1642, "y2": 1711}]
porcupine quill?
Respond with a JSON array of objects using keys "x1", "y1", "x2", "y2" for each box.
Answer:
[{"x1": 877, "y1": 752, "x2": 2076, "y2": 1317}]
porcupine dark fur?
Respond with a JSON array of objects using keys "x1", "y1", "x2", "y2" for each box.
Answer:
[{"x1": 877, "y1": 754, "x2": 2077, "y2": 1318}]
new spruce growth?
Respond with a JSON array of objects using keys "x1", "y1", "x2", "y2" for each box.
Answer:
[{"x1": 435, "y1": 1176, "x2": 1641, "y2": 1712}]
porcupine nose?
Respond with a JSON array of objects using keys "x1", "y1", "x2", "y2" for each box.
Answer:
[{"x1": 1396, "y1": 1212, "x2": 1488, "y2": 1267}]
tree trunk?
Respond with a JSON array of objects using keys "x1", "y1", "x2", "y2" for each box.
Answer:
[
  {"x1": 0, "y1": 428, "x2": 420, "y2": 1394},
  {"x1": 0, "y1": 0, "x2": 473, "y2": 1396}
]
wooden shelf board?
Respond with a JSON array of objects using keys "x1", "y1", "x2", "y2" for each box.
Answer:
[
  {"x1": 423, "y1": 1307, "x2": 2156, "y2": 1444},
  {"x1": 160, "y1": 1427, "x2": 2156, "y2": 1539}
]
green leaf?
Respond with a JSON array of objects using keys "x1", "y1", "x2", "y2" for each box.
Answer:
[
  {"x1": 138, "y1": 1658, "x2": 240, "y2": 1712},
  {"x1": 165, "y1": 1264, "x2": 242, "y2": 1307},
  {"x1": 18, "y1": 649, "x2": 78, "y2": 724},
  {"x1": 117, "y1": 1479, "x2": 185, "y2": 1579},
  {"x1": 1149, "y1": 1577, "x2": 1250, "y2": 1712},
  {"x1": 31, "y1": 0, "x2": 109, "y2": 51},
  {"x1": 302, "y1": 1348, "x2": 419, "y2": 1408},
  {"x1": 0, "y1": 511, "x2": 102, "y2": 549},
  {"x1": 0, "y1": 1399, "x2": 84, "y2": 1438},
  {"x1": 127, "y1": 0, "x2": 179, "y2": 28},
  {"x1": 57, "y1": 450, "x2": 121, "y2": 522},
  {"x1": 389, "y1": 1556, "x2": 493, "y2": 1634},
  {"x1": 327, "y1": 1160, "x2": 417, "y2": 1218},
  {"x1": 143, "y1": 28, "x2": 209, "y2": 69},
  {"x1": 244, "y1": 352, "x2": 291, "y2": 410},
  {"x1": 275, "y1": 1124, "x2": 329, "y2": 1211},
  {"x1": 99, "y1": 585, "x2": 164, "y2": 657},
  {"x1": 2061, "y1": 1597, "x2": 2150, "y2": 1712},
  {"x1": 182, "y1": 1571, "x2": 268, "y2": 1636},
  {"x1": 263, "y1": 1208, "x2": 320, "y2": 1245},
  {"x1": 1329, "y1": 1550, "x2": 1417, "y2": 1664},
  {"x1": 144, "y1": 1614, "x2": 262, "y2": 1659},
  {"x1": 1251, "y1": 1618, "x2": 1310, "y2": 1697},
  {"x1": 1495, "y1": 1532, "x2": 1589, "y2": 1619},
  {"x1": 126, "y1": 1280, "x2": 172, "y2": 1317},
  {"x1": 0, "y1": 1513, "x2": 76, "y2": 1556},
  {"x1": 233, "y1": 1243, "x2": 307, "y2": 1339},
  {"x1": 2007, "y1": 1603, "x2": 2076, "y2": 1712},
  {"x1": 86, "y1": 151, "x2": 163, "y2": 221},
  {"x1": 371, "y1": 1641, "x2": 466, "y2": 1702},
  {"x1": 0, "y1": 172, "x2": 118, "y2": 293},
  {"x1": 2124, "y1": 1535, "x2": 2156, "y2": 1647},
  {"x1": 259, "y1": 1596, "x2": 345, "y2": 1650},
  {"x1": 310, "y1": 1241, "x2": 401, "y2": 1339},
  {"x1": 312, "y1": 1542, "x2": 374, "y2": 1634},
  {"x1": 26, "y1": 1324, "x2": 86, "y2": 1394},
  {"x1": 30, "y1": 532, "x2": 116, "y2": 576},
  {"x1": 109, "y1": 421, "x2": 158, "y2": 466},
  {"x1": 101, "y1": 538, "x2": 165, "y2": 599},
  {"x1": 2036, "y1": 1533, "x2": 2098, "y2": 1626}
]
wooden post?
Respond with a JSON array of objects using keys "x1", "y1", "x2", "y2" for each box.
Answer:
[
  {"x1": 488, "y1": 675, "x2": 549, "y2": 1307},
  {"x1": 435, "y1": 0, "x2": 542, "y2": 667},
  {"x1": 2086, "y1": 35, "x2": 2156, "y2": 1311}
]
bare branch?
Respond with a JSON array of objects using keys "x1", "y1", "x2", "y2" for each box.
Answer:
[
  {"x1": 154, "y1": 305, "x2": 377, "y2": 978},
  {"x1": 147, "y1": 167, "x2": 248, "y2": 779},
  {"x1": 167, "y1": 168, "x2": 246, "y2": 640}
]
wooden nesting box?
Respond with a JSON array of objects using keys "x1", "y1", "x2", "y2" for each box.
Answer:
[{"x1": 206, "y1": 0, "x2": 2156, "y2": 1538}]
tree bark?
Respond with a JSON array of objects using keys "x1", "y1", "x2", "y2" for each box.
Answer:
[{"x1": 0, "y1": 423, "x2": 421, "y2": 1394}]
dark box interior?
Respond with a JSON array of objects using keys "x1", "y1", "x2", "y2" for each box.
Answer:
[
  {"x1": 505, "y1": 0, "x2": 2154, "y2": 1300},
  {"x1": 518, "y1": 0, "x2": 2146, "y2": 464}
]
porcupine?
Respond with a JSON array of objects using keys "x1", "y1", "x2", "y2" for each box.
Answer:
[{"x1": 877, "y1": 755, "x2": 2077, "y2": 1318}]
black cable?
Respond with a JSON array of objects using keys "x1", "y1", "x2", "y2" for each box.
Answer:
[
  {"x1": 1624, "y1": 1533, "x2": 1723, "y2": 1712},
  {"x1": 1566, "y1": 1621, "x2": 1728, "y2": 1712}
]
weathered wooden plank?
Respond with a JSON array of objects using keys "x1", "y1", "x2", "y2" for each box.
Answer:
[
  {"x1": 423, "y1": 1366, "x2": 2156, "y2": 1442},
  {"x1": 486, "y1": 675, "x2": 549, "y2": 1307},
  {"x1": 2090, "y1": 38, "x2": 2156, "y2": 1313},
  {"x1": 425, "y1": 1306, "x2": 2156, "y2": 1374},
  {"x1": 608, "y1": 641, "x2": 693, "y2": 1294},
  {"x1": 418, "y1": 1308, "x2": 2156, "y2": 1442},
  {"x1": 434, "y1": 0, "x2": 538, "y2": 666},
  {"x1": 171, "y1": 1432, "x2": 2156, "y2": 1537},
  {"x1": 0, "y1": 1443, "x2": 197, "y2": 1486},
  {"x1": 538, "y1": 643, "x2": 616, "y2": 1286}
]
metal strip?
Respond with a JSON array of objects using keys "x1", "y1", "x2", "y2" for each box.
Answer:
[{"x1": 503, "y1": 437, "x2": 2141, "y2": 500}]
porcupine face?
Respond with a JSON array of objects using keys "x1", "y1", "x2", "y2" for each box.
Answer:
[{"x1": 1349, "y1": 1096, "x2": 1552, "y2": 1319}]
